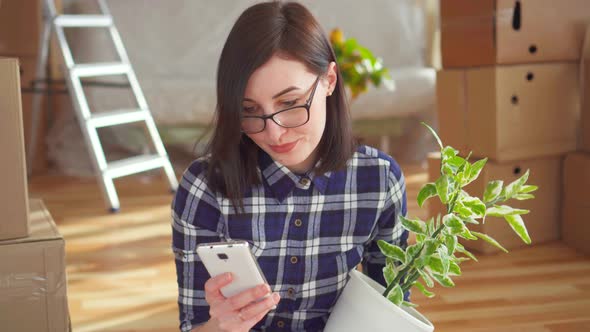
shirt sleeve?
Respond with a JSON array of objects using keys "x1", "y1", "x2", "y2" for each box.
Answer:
[
  {"x1": 171, "y1": 159, "x2": 225, "y2": 331},
  {"x1": 363, "y1": 155, "x2": 409, "y2": 294}
]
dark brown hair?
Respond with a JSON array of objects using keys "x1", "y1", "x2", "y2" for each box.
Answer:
[{"x1": 204, "y1": 1, "x2": 355, "y2": 211}]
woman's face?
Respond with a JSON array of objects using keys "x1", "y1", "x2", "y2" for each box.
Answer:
[{"x1": 242, "y1": 55, "x2": 337, "y2": 174}]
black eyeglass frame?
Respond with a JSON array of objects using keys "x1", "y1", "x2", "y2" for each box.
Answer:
[{"x1": 240, "y1": 75, "x2": 322, "y2": 134}]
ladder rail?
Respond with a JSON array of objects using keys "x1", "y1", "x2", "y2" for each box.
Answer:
[{"x1": 33, "y1": 0, "x2": 179, "y2": 211}]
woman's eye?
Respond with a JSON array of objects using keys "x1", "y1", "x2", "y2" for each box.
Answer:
[
  {"x1": 243, "y1": 106, "x2": 257, "y2": 113},
  {"x1": 281, "y1": 100, "x2": 297, "y2": 107}
]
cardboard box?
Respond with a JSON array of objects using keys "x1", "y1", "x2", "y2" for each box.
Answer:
[
  {"x1": 436, "y1": 63, "x2": 579, "y2": 162},
  {"x1": 427, "y1": 152, "x2": 562, "y2": 254},
  {"x1": 0, "y1": 199, "x2": 70, "y2": 331},
  {"x1": 440, "y1": 0, "x2": 590, "y2": 67},
  {"x1": 18, "y1": 56, "x2": 49, "y2": 173},
  {"x1": 0, "y1": 0, "x2": 41, "y2": 56},
  {"x1": 562, "y1": 152, "x2": 590, "y2": 255},
  {"x1": 0, "y1": 57, "x2": 29, "y2": 240},
  {"x1": 581, "y1": 25, "x2": 590, "y2": 153}
]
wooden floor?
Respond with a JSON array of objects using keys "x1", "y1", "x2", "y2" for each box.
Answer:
[{"x1": 28, "y1": 163, "x2": 590, "y2": 332}]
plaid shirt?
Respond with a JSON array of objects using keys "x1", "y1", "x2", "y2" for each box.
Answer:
[{"x1": 171, "y1": 145, "x2": 408, "y2": 332}]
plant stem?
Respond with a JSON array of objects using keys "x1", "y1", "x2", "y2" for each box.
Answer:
[
  {"x1": 401, "y1": 270, "x2": 420, "y2": 293},
  {"x1": 382, "y1": 224, "x2": 446, "y2": 297}
]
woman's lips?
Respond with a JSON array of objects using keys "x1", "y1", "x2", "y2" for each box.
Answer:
[{"x1": 269, "y1": 140, "x2": 299, "y2": 153}]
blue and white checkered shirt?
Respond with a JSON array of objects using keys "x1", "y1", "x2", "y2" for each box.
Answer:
[{"x1": 172, "y1": 145, "x2": 408, "y2": 331}]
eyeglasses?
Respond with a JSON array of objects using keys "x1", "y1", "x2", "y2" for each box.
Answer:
[{"x1": 240, "y1": 75, "x2": 321, "y2": 134}]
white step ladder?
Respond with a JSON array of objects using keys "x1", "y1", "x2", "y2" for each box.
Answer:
[{"x1": 30, "y1": 0, "x2": 178, "y2": 212}]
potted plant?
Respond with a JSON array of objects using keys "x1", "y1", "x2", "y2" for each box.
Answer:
[
  {"x1": 324, "y1": 123, "x2": 537, "y2": 332},
  {"x1": 329, "y1": 28, "x2": 395, "y2": 100}
]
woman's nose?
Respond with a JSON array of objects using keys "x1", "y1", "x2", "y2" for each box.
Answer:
[{"x1": 264, "y1": 117, "x2": 287, "y2": 142}]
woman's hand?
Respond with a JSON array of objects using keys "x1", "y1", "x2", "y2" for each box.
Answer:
[{"x1": 203, "y1": 272, "x2": 281, "y2": 332}]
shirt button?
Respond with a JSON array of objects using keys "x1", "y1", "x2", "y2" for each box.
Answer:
[
  {"x1": 277, "y1": 320, "x2": 285, "y2": 328},
  {"x1": 294, "y1": 219, "x2": 302, "y2": 227},
  {"x1": 287, "y1": 287, "x2": 295, "y2": 297},
  {"x1": 290, "y1": 256, "x2": 298, "y2": 264},
  {"x1": 299, "y1": 177, "x2": 310, "y2": 186}
]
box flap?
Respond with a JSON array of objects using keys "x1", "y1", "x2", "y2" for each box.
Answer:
[
  {"x1": 0, "y1": 199, "x2": 61, "y2": 245},
  {"x1": 440, "y1": 0, "x2": 496, "y2": 67}
]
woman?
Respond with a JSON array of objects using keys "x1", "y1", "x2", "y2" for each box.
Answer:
[{"x1": 172, "y1": 1, "x2": 408, "y2": 331}]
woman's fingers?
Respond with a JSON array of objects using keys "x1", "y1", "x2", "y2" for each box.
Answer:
[
  {"x1": 226, "y1": 283, "x2": 271, "y2": 311},
  {"x1": 240, "y1": 292, "x2": 281, "y2": 323},
  {"x1": 204, "y1": 272, "x2": 233, "y2": 305},
  {"x1": 205, "y1": 276, "x2": 279, "y2": 331}
]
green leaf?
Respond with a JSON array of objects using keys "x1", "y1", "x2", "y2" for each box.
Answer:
[
  {"x1": 461, "y1": 196, "x2": 487, "y2": 218},
  {"x1": 427, "y1": 256, "x2": 444, "y2": 274},
  {"x1": 462, "y1": 216, "x2": 479, "y2": 224},
  {"x1": 402, "y1": 301, "x2": 418, "y2": 308},
  {"x1": 426, "y1": 217, "x2": 436, "y2": 236},
  {"x1": 447, "y1": 156, "x2": 466, "y2": 169},
  {"x1": 416, "y1": 233, "x2": 426, "y2": 243},
  {"x1": 378, "y1": 240, "x2": 406, "y2": 263},
  {"x1": 431, "y1": 272, "x2": 455, "y2": 287},
  {"x1": 503, "y1": 170, "x2": 530, "y2": 199},
  {"x1": 472, "y1": 231, "x2": 508, "y2": 253},
  {"x1": 513, "y1": 193, "x2": 535, "y2": 200},
  {"x1": 356, "y1": 45, "x2": 377, "y2": 62},
  {"x1": 435, "y1": 174, "x2": 451, "y2": 204},
  {"x1": 456, "y1": 243, "x2": 478, "y2": 262},
  {"x1": 422, "y1": 122, "x2": 443, "y2": 149},
  {"x1": 453, "y1": 202, "x2": 474, "y2": 219},
  {"x1": 417, "y1": 183, "x2": 438, "y2": 208},
  {"x1": 423, "y1": 239, "x2": 439, "y2": 256},
  {"x1": 414, "y1": 255, "x2": 431, "y2": 269},
  {"x1": 458, "y1": 162, "x2": 471, "y2": 184},
  {"x1": 483, "y1": 180, "x2": 504, "y2": 203},
  {"x1": 437, "y1": 246, "x2": 450, "y2": 275},
  {"x1": 443, "y1": 214, "x2": 465, "y2": 235},
  {"x1": 383, "y1": 262, "x2": 397, "y2": 285},
  {"x1": 387, "y1": 284, "x2": 404, "y2": 306},
  {"x1": 413, "y1": 281, "x2": 435, "y2": 298},
  {"x1": 449, "y1": 260, "x2": 462, "y2": 276},
  {"x1": 459, "y1": 227, "x2": 478, "y2": 240},
  {"x1": 519, "y1": 184, "x2": 538, "y2": 194},
  {"x1": 486, "y1": 205, "x2": 529, "y2": 217},
  {"x1": 401, "y1": 216, "x2": 427, "y2": 235},
  {"x1": 445, "y1": 234, "x2": 458, "y2": 255},
  {"x1": 504, "y1": 214, "x2": 532, "y2": 244},
  {"x1": 442, "y1": 146, "x2": 459, "y2": 160},
  {"x1": 465, "y1": 158, "x2": 487, "y2": 185},
  {"x1": 418, "y1": 269, "x2": 434, "y2": 287}
]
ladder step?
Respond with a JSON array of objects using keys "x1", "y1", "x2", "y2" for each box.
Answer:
[
  {"x1": 88, "y1": 109, "x2": 148, "y2": 128},
  {"x1": 54, "y1": 15, "x2": 113, "y2": 27},
  {"x1": 105, "y1": 155, "x2": 166, "y2": 179},
  {"x1": 72, "y1": 62, "x2": 130, "y2": 77}
]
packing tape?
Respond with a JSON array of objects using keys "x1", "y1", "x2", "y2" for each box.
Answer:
[{"x1": 0, "y1": 271, "x2": 67, "y2": 300}]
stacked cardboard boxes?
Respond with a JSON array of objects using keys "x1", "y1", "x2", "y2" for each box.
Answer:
[
  {"x1": 0, "y1": 199, "x2": 70, "y2": 331},
  {"x1": 0, "y1": 57, "x2": 30, "y2": 241},
  {"x1": 0, "y1": 58, "x2": 70, "y2": 330},
  {"x1": 561, "y1": 27, "x2": 590, "y2": 256},
  {"x1": 431, "y1": 0, "x2": 590, "y2": 254}
]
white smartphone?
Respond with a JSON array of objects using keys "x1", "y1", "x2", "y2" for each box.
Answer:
[{"x1": 196, "y1": 240, "x2": 271, "y2": 300}]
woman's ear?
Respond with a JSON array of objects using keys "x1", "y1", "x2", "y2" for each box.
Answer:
[{"x1": 326, "y1": 61, "x2": 338, "y2": 96}]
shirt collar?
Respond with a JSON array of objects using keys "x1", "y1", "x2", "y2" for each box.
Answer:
[{"x1": 258, "y1": 149, "x2": 331, "y2": 201}]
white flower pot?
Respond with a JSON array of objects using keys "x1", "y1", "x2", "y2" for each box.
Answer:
[{"x1": 324, "y1": 270, "x2": 434, "y2": 332}]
